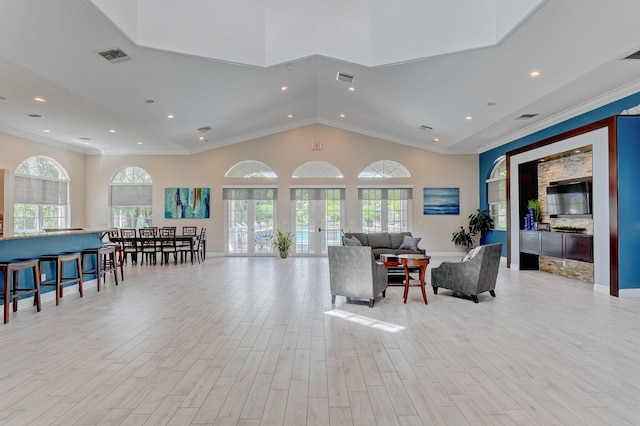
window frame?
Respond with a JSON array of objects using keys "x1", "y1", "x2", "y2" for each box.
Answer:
[
  {"x1": 13, "y1": 156, "x2": 70, "y2": 234},
  {"x1": 109, "y1": 166, "x2": 153, "y2": 228},
  {"x1": 487, "y1": 156, "x2": 507, "y2": 231},
  {"x1": 359, "y1": 187, "x2": 412, "y2": 233}
]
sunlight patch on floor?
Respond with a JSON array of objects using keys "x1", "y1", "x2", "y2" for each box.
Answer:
[{"x1": 325, "y1": 309, "x2": 405, "y2": 333}]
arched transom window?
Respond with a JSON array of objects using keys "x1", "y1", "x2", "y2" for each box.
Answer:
[
  {"x1": 292, "y1": 161, "x2": 343, "y2": 178},
  {"x1": 225, "y1": 160, "x2": 277, "y2": 178},
  {"x1": 359, "y1": 160, "x2": 410, "y2": 178},
  {"x1": 109, "y1": 166, "x2": 153, "y2": 228},
  {"x1": 14, "y1": 156, "x2": 70, "y2": 233}
]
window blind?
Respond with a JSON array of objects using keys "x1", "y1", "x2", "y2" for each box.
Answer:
[
  {"x1": 290, "y1": 188, "x2": 345, "y2": 200},
  {"x1": 358, "y1": 188, "x2": 412, "y2": 200},
  {"x1": 223, "y1": 188, "x2": 277, "y2": 200},
  {"x1": 14, "y1": 176, "x2": 68, "y2": 205},
  {"x1": 109, "y1": 184, "x2": 153, "y2": 206}
]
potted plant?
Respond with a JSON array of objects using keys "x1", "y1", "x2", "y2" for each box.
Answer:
[
  {"x1": 451, "y1": 209, "x2": 495, "y2": 249},
  {"x1": 527, "y1": 199, "x2": 541, "y2": 224},
  {"x1": 272, "y1": 229, "x2": 294, "y2": 258},
  {"x1": 451, "y1": 226, "x2": 474, "y2": 249}
]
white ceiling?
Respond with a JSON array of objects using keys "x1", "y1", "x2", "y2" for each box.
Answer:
[{"x1": 1, "y1": 0, "x2": 640, "y2": 156}]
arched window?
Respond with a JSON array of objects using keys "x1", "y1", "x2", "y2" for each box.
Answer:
[
  {"x1": 225, "y1": 160, "x2": 277, "y2": 178},
  {"x1": 14, "y1": 156, "x2": 70, "y2": 233},
  {"x1": 359, "y1": 160, "x2": 410, "y2": 178},
  {"x1": 109, "y1": 166, "x2": 153, "y2": 228},
  {"x1": 487, "y1": 156, "x2": 507, "y2": 230},
  {"x1": 292, "y1": 161, "x2": 343, "y2": 178}
]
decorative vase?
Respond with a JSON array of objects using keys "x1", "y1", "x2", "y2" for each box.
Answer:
[{"x1": 280, "y1": 250, "x2": 287, "y2": 258}]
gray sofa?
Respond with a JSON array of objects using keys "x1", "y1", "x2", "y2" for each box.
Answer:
[
  {"x1": 342, "y1": 232, "x2": 425, "y2": 259},
  {"x1": 328, "y1": 246, "x2": 388, "y2": 308},
  {"x1": 430, "y1": 243, "x2": 502, "y2": 303}
]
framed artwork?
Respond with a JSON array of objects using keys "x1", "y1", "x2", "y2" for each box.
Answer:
[
  {"x1": 423, "y1": 187, "x2": 460, "y2": 215},
  {"x1": 164, "y1": 187, "x2": 210, "y2": 219}
]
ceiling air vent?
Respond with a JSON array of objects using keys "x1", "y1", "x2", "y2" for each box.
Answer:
[
  {"x1": 624, "y1": 50, "x2": 640, "y2": 60},
  {"x1": 515, "y1": 113, "x2": 539, "y2": 120},
  {"x1": 336, "y1": 72, "x2": 354, "y2": 84},
  {"x1": 197, "y1": 126, "x2": 213, "y2": 133},
  {"x1": 419, "y1": 125, "x2": 432, "y2": 132},
  {"x1": 27, "y1": 114, "x2": 42, "y2": 118},
  {"x1": 98, "y1": 48, "x2": 131, "y2": 63}
]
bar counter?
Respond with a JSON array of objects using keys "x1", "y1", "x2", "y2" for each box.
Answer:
[
  {"x1": 0, "y1": 228, "x2": 108, "y2": 261},
  {"x1": 1, "y1": 229, "x2": 110, "y2": 300}
]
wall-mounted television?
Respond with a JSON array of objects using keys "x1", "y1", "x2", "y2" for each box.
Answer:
[{"x1": 546, "y1": 179, "x2": 592, "y2": 217}]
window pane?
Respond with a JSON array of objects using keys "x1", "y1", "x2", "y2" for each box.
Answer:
[{"x1": 490, "y1": 202, "x2": 507, "y2": 230}]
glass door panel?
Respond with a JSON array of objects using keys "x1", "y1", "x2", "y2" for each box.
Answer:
[
  {"x1": 226, "y1": 200, "x2": 249, "y2": 254},
  {"x1": 293, "y1": 188, "x2": 344, "y2": 256},
  {"x1": 226, "y1": 199, "x2": 275, "y2": 255}
]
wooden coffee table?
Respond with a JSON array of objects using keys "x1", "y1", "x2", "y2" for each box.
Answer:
[
  {"x1": 378, "y1": 254, "x2": 431, "y2": 286},
  {"x1": 398, "y1": 254, "x2": 431, "y2": 304}
]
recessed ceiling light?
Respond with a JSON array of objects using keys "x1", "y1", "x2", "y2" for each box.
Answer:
[
  {"x1": 78, "y1": 137, "x2": 91, "y2": 141},
  {"x1": 419, "y1": 125, "x2": 432, "y2": 132},
  {"x1": 145, "y1": 99, "x2": 154, "y2": 104},
  {"x1": 27, "y1": 114, "x2": 42, "y2": 118},
  {"x1": 487, "y1": 102, "x2": 497, "y2": 106},
  {"x1": 83, "y1": 142, "x2": 90, "y2": 145},
  {"x1": 529, "y1": 70, "x2": 541, "y2": 78},
  {"x1": 0, "y1": 96, "x2": 7, "y2": 101},
  {"x1": 198, "y1": 136, "x2": 205, "y2": 141},
  {"x1": 339, "y1": 114, "x2": 346, "y2": 118},
  {"x1": 280, "y1": 86, "x2": 288, "y2": 92},
  {"x1": 109, "y1": 129, "x2": 116, "y2": 133},
  {"x1": 465, "y1": 115, "x2": 473, "y2": 121},
  {"x1": 287, "y1": 114, "x2": 293, "y2": 118},
  {"x1": 137, "y1": 141, "x2": 143, "y2": 145},
  {"x1": 432, "y1": 138, "x2": 440, "y2": 143},
  {"x1": 348, "y1": 87, "x2": 356, "y2": 92},
  {"x1": 43, "y1": 129, "x2": 50, "y2": 133},
  {"x1": 167, "y1": 114, "x2": 174, "y2": 119},
  {"x1": 33, "y1": 97, "x2": 46, "y2": 103}
]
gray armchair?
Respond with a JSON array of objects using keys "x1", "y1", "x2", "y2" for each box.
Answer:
[
  {"x1": 328, "y1": 246, "x2": 388, "y2": 308},
  {"x1": 431, "y1": 243, "x2": 502, "y2": 303}
]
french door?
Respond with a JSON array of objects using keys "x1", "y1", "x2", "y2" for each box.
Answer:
[
  {"x1": 292, "y1": 188, "x2": 344, "y2": 256},
  {"x1": 224, "y1": 188, "x2": 276, "y2": 256}
]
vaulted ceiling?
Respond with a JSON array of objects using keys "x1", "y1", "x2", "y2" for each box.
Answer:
[{"x1": 1, "y1": 0, "x2": 640, "y2": 156}]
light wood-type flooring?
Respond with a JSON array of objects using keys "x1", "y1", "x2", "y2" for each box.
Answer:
[{"x1": 1, "y1": 255, "x2": 639, "y2": 425}]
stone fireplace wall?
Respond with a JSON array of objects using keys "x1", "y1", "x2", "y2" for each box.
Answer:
[{"x1": 537, "y1": 150, "x2": 594, "y2": 283}]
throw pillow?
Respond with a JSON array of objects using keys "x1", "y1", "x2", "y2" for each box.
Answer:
[
  {"x1": 344, "y1": 236, "x2": 362, "y2": 246},
  {"x1": 398, "y1": 235, "x2": 421, "y2": 250},
  {"x1": 462, "y1": 246, "x2": 482, "y2": 262}
]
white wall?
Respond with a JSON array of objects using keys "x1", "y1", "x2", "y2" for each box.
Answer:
[{"x1": 3, "y1": 124, "x2": 478, "y2": 254}]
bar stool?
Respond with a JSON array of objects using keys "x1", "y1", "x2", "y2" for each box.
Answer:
[
  {"x1": 0, "y1": 258, "x2": 42, "y2": 324},
  {"x1": 400, "y1": 255, "x2": 431, "y2": 304},
  {"x1": 104, "y1": 229, "x2": 125, "y2": 281},
  {"x1": 81, "y1": 246, "x2": 119, "y2": 291},
  {"x1": 38, "y1": 252, "x2": 83, "y2": 306}
]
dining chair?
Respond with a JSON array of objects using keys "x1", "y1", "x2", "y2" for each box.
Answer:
[
  {"x1": 120, "y1": 228, "x2": 140, "y2": 264},
  {"x1": 139, "y1": 227, "x2": 161, "y2": 265},
  {"x1": 159, "y1": 227, "x2": 178, "y2": 265}
]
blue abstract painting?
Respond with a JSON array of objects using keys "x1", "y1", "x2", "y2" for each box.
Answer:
[
  {"x1": 423, "y1": 187, "x2": 460, "y2": 215},
  {"x1": 164, "y1": 187, "x2": 210, "y2": 219}
]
